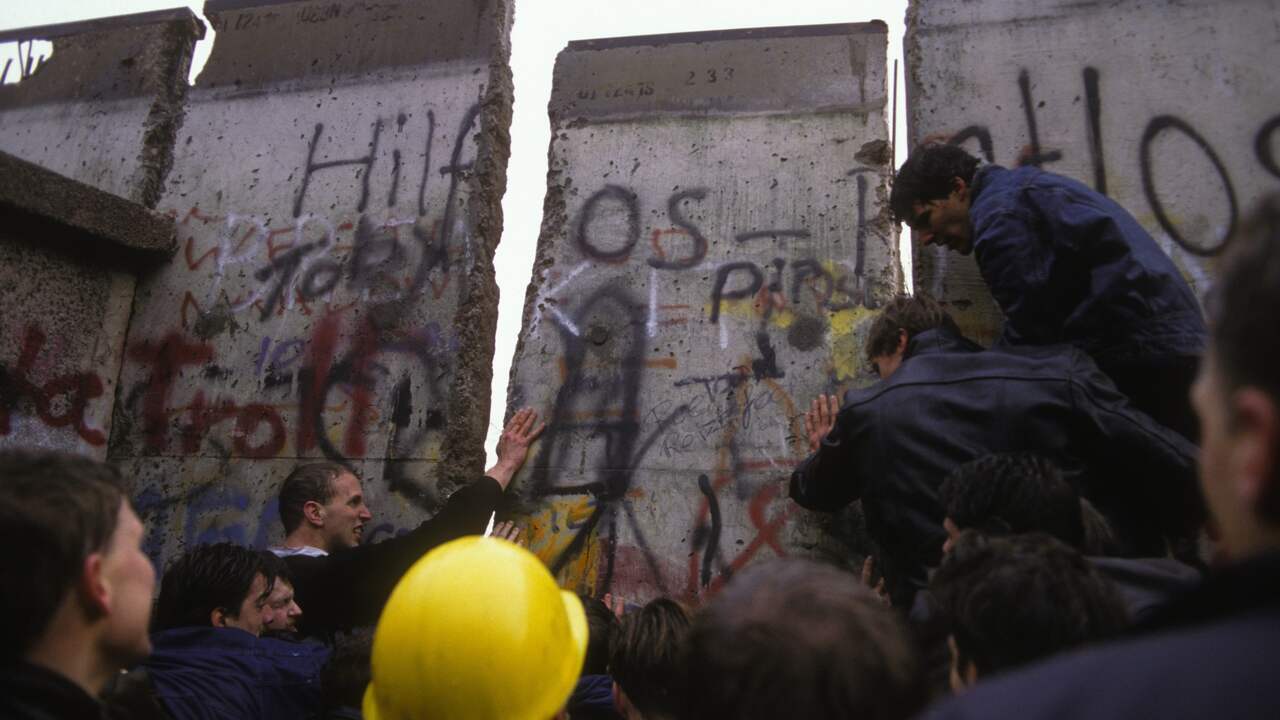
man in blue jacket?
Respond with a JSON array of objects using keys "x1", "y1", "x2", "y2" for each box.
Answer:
[
  {"x1": 919, "y1": 194, "x2": 1280, "y2": 720},
  {"x1": 890, "y1": 144, "x2": 1206, "y2": 440},
  {"x1": 144, "y1": 543, "x2": 331, "y2": 720}
]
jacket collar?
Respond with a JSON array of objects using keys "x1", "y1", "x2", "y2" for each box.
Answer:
[
  {"x1": 967, "y1": 163, "x2": 1003, "y2": 206},
  {"x1": 903, "y1": 327, "x2": 983, "y2": 361}
]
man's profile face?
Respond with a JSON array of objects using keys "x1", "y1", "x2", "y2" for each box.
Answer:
[
  {"x1": 1191, "y1": 350, "x2": 1252, "y2": 558},
  {"x1": 321, "y1": 472, "x2": 373, "y2": 551},
  {"x1": 99, "y1": 502, "x2": 156, "y2": 665},
  {"x1": 909, "y1": 180, "x2": 973, "y2": 255},
  {"x1": 263, "y1": 579, "x2": 302, "y2": 633}
]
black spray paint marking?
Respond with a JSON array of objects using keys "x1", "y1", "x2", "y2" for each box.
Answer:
[
  {"x1": 649, "y1": 189, "x2": 710, "y2": 270},
  {"x1": 294, "y1": 119, "x2": 382, "y2": 217},
  {"x1": 576, "y1": 185, "x2": 641, "y2": 262},
  {"x1": 1083, "y1": 67, "x2": 1107, "y2": 194},
  {"x1": 1017, "y1": 69, "x2": 1063, "y2": 168},
  {"x1": 1140, "y1": 115, "x2": 1238, "y2": 257},
  {"x1": 710, "y1": 262, "x2": 763, "y2": 323},
  {"x1": 1256, "y1": 114, "x2": 1280, "y2": 180},
  {"x1": 697, "y1": 473, "x2": 721, "y2": 589}
]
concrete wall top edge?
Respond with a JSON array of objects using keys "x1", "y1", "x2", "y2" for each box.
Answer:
[
  {"x1": 551, "y1": 24, "x2": 887, "y2": 121},
  {"x1": 0, "y1": 151, "x2": 175, "y2": 256},
  {"x1": 909, "y1": 0, "x2": 1269, "y2": 30},
  {"x1": 565, "y1": 20, "x2": 888, "y2": 51},
  {"x1": 0, "y1": 8, "x2": 203, "y2": 44},
  {"x1": 198, "y1": 0, "x2": 504, "y2": 88}
]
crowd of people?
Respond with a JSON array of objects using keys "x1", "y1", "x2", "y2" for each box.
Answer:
[{"x1": 2, "y1": 144, "x2": 1278, "y2": 719}]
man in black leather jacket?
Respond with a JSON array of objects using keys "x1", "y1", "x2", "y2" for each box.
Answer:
[{"x1": 790, "y1": 295, "x2": 1198, "y2": 606}]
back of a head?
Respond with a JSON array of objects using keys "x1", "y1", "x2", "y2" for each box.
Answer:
[
  {"x1": 0, "y1": 450, "x2": 126, "y2": 659},
  {"x1": 580, "y1": 595, "x2": 618, "y2": 677},
  {"x1": 609, "y1": 598, "x2": 691, "y2": 717},
  {"x1": 865, "y1": 293, "x2": 960, "y2": 361},
  {"x1": 364, "y1": 536, "x2": 587, "y2": 720},
  {"x1": 931, "y1": 532, "x2": 1127, "y2": 679},
  {"x1": 681, "y1": 559, "x2": 923, "y2": 720},
  {"x1": 939, "y1": 453, "x2": 1085, "y2": 549},
  {"x1": 889, "y1": 143, "x2": 982, "y2": 224},
  {"x1": 278, "y1": 462, "x2": 346, "y2": 534},
  {"x1": 154, "y1": 542, "x2": 268, "y2": 631},
  {"x1": 1208, "y1": 194, "x2": 1280, "y2": 523}
]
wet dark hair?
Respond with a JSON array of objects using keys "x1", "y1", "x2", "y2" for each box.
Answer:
[
  {"x1": 889, "y1": 143, "x2": 982, "y2": 224},
  {"x1": 0, "y1": 450, "x2": 127, "y2": 658},
  {"x1": 939, "y1": 453, "x2": 1085, "y2": 549},
  {"x1": 931, "y1": 532, "x2": 1127, "y2": 679},
  {"x1": 610, "y1": 598, "x2": 691, "y2": 717},
  {"x1": 278, "y1": 462, "x2": 348, "y2": 534},
  {"x1": 1208, "y1": 194, "x2": 1280, "y2": 521},
  {"x1": 154, "y1": 543, "x2": 272, "y2": 631},
  {"x1": 580, "y1": 595, "x2": 619, "y2": 676},
  {"x1": 681, "y1": 559, "x2": 924, "y2": 720},
  {"x1": 865, "y1": 293, "x2": 960, "y2": 361}
]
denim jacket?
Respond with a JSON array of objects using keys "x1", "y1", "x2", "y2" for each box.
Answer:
[
  {"x1": 145, "y1": 627, "x2": 331, "y2": 720},
  {"x1": 969, "y1": 164, "x2": 1206, "y2": 365}
]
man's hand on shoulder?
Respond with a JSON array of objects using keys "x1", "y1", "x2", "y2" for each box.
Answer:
[
  {"x1": 486, "y1": 407, "x2": 546, "y2": 490},
  {"x1": 804, "y1": 394, "x2": 840, "y2": 452}
]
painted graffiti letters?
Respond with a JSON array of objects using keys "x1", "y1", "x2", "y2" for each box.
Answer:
[{"x1": 0, "y1": 325, "x2": 106, "y2": 446}]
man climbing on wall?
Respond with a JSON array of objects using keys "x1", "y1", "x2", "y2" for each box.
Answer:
[
  {"x1": 889, "y1": 143, "x2": 1206, "y2": 440},
  {"x1": 918, "y1": 193, "x2": 1280, "y2": 720},
  {"x1": 271, "y1": 407, "x2": 544, "y2": 636},
  {"x1": 790, "y1": 294, "x2": 1199, "y2": 607}
]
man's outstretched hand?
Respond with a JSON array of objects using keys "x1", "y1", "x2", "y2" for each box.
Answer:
[
  {"x1": 486, "y1": 407, "x2": 546, "y2": 490},
  {"x1": 804, "y1": 394, "x2": 840, "y2": 452}
]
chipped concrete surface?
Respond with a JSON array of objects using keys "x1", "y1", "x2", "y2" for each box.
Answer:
[{"x1": 505, "y1": 23, "x2": 897, "y2": 601}]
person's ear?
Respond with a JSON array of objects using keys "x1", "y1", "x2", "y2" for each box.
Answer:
[
  {"x1": 210, "y1": 607, "x2": 229, "y2": 627},
  {"x1": 895, "y1": 328, "x2": 909, "y2": 356},
  {"x1": 1230, "y1": 388, "x2": 1280, "y2": 512},
  {"x1": 951, "y1": 176, "x2": 969, "y2": 200},
  {"x1": 963, "y1": 660, "x2": 980, "y2": 687},
  {"x1": 80, "y1": 552, "x2": 111, "y2": 618},
  {"x1": 302, "y1": 499, "x2": 325, "y2": 527}
]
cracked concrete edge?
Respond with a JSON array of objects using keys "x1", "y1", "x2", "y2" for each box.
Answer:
[
  {"x1": 131, "y1": 15, "x2": 206, "y2": 209},
  {"x1": 0, "y1": 150, "x2": 176, "y2": 258},
  {"x1": 437, "y1": 0, "x2": 515, "y2": 495}
]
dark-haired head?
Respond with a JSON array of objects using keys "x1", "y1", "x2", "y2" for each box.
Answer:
[
  {"x1": 154, "y1": 543, "x2": 272, "y2": 636},
  {"x1": 932, "y1": 532, "x2": 1127, "y2": 689},
  {"x1": 681, "y1": 559, "x2": 923, "y2": 720},
  {"x1": 610, "y1": 598, "x2": 690, "y2": 718},
  {"x1": 939, "y1": 453, "x2": 1084, "y2": 553}
]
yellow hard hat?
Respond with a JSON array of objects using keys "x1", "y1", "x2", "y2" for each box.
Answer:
[{"x1": 363, "y1": 536, "x2": 588, "y2": 720}]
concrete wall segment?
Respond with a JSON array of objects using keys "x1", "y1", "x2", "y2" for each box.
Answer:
[
  {"x1": 905, "y1": 0, "x2": 1280, "y2": 342},
  {"x1": 106, "y1": 0, "x2": 513, "y2": 568},
  {"x1": 507, "y1": 22, "x2": 897, "y2": 602}
]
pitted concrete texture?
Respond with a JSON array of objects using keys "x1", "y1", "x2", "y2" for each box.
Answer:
[
  {"x1": 506, "y1": 23, "x2": 897, "y2": 601},
  {"x1": 107, "y1": 0, "x2": 513, "y2": 570},
  {"x1": 0, "y1": 9, "x2": 204, "y2": 208},
  {"x1": 906, "y1": 0, "x2": 1280, "y2": 343},
  {"x1": 0, "y1": 153, "x2": 174, "y2": 459},
  {"x1": 0, "y1": 151, "x2": 176, "y2": 256}
]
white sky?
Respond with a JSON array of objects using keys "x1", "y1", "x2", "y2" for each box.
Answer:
[{"x1": 1, "y1": 1, "x2": 909, "y2": 464}]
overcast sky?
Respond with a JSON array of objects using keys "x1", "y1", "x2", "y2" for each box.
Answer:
[{"x1": 1, "y1": 1, "x2": 909, "y2": 462}]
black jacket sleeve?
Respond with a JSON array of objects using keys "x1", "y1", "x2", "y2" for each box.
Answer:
[
  {"x1": 789, "y1": 406, "x2": 870, "y2": 512},
  {"x1": 1065, "y1": 353, "x2": 1202, "y2": 542},
  {"x1": 288, "y1": 475, "x2": 504, "y2": 635}
]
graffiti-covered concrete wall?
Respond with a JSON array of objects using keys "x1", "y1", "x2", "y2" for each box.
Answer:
[
  {"x1": 0, "y1": 10, "x2": 200, "y2": 460},
  {"x1": 506, "y1": 23, "x2": 898, "y2": 601},
  {"x1": 0, "y1": 0, "x2": 513, "y2": 570},
  {"x1": 111, "y1": 0, "x2": 513, "y2": 567},
  {"x1": 906, "y1": 0, "x2": 1280, "y2": 342}
]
